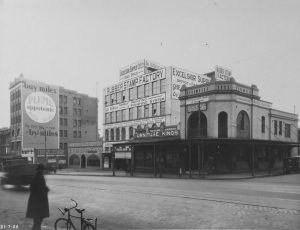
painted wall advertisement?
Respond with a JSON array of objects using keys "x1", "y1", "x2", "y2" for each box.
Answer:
[
  {"x1": 215, "y1": 65, "x2": 232, "y2": 81},
  {"x1": 22, "y1": 79, "x2": 59, "y2": 149},
  {"x1": 171, "y1": 67, "x2": 210, "y2": 99},
  {"x1": 105, "y1": 68, "x2": 166, "y2": 95},
  {"x1": 105, "y1": 93, "x2": 166, "y2": 113}
]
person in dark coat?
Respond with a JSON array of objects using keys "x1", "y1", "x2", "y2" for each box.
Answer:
[{"x1": 26, "y1": 164, "x2": 49, "y2": 230}]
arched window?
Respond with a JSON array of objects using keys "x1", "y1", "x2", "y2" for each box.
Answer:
[
  {"x1": 11, "y1": 130, "x2": 15, "y2": 137},
  {"x1": 152, "y1": 123, "x2": 157, "y2": 128},
  {"x1": 261, "y1": 116, "x2": 265, "y2": 133},
  {"x1": 236, "y1": 110, "x2": 250, "y2": 138},
  {"x1": 218, "y1": 111, "x2": 228, "y2": 138},
  {"x1": 110, "y1": 129, "x2": 114, "y2": 141},
  {"x1": 188, "y1": 111, "x2": 207, "y2": 138}
]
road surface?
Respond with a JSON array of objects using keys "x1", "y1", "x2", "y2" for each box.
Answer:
[{"x1": 0, "y1": 173, "x2": 299, "y2": 229}]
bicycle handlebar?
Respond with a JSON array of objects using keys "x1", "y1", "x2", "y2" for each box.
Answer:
[{"x1": 58, "y1": 199, "x2": 78, "y2": 215}]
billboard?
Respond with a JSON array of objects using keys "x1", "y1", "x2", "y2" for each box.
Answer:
[
  {"x1": 119, "y1": 60, "x2": 146, "y2": 81},
  {"x1": 105, "y1": 68, "x2": 166, "y2": 95},
  {"x1": 22, "y1": 79, "x2": 59, "y2": 149},
  {"x1": 215, "y1": 65, "x2": 232, "y2": 81},
  {"x1": 171, "y1": 67, "x2": 210, "y2": 99}
]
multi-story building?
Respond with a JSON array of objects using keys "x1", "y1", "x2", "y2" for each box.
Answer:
[
  {"x1": 9, "y1": 76, "x2": 98, "y2": 166},
  {"x1": 102, "y1": 59, "x2": 212, "y2": 168},
  {"x1": 109, "y1": 63, "x2": 298, "y2": 177},
  {"x1": 0, "y1": 127, "x2": 11, "y2": 156}
]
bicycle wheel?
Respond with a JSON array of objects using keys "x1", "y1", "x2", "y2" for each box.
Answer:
[
  {"x1": 84, "y1": 223, "x2": 95, "y2": 230},
  {"x1": 54, "y1": 218, "x2": 75, "y2": 230}
]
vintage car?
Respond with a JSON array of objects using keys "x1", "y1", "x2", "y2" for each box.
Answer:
[{"x1": 1, "y1": 163, "x2": 38, "y2": 186}]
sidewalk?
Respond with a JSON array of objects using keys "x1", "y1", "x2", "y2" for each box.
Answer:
[{"x1": 54, "y1": 168, "x2": 285, "y2": 180}]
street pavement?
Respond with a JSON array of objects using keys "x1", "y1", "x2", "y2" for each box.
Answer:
[{"x1": 0, "y1": 170, "x2": 299, "y2": 230}]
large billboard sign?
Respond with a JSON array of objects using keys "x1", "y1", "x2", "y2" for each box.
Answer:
[
  {"x1": 105, "y1": 68, "x2": 166, "y2": 95},
  {"x1": 119, "y1": 60, "x2": 146, "y2": 81},
  {"x1": 171, "y1": 67, "x2": 210, "y2": 99},
  {"x1": 22, "y1": 79, "x2": 59, "y2": 149}
]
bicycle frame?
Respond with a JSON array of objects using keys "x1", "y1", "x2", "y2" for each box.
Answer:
[{"x1": 57, "y1": 199, "x2": 97, "y2": 230}]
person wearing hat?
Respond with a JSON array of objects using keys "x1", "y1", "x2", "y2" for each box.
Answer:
[{"x1": 26, "y1": 164, "x2": 50, "y2": 230}]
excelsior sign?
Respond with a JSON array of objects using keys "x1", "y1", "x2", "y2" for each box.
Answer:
[{"x1": 171, "y1": 67, "x2": 210, "y2": 99}]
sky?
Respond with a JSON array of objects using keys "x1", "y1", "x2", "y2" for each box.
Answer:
[{"x1": 1, "y1": 0, "x2": 300, "y2": 132}]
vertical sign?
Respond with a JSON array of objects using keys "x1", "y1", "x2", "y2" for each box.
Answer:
[{"x1": 22, "y1": 79, "x2": 59, "y2": 149}]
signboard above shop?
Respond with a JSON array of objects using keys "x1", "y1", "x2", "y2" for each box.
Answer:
[
  {"x1": 134, "y1": 125, "x2": 180, "y2": 139},
  {"x1": 187, "y1": 103, "x2": 207, "y2": 113}
]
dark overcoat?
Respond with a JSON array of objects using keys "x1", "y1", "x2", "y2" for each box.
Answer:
[{"x1": 26, "y1": 172, "x2": 49, "y2": 219}]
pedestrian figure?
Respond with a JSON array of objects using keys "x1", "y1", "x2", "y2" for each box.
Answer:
[{"x1": 26, "y1": 164, "x2": 49, "y2": 230}]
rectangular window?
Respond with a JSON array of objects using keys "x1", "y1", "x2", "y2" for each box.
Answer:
[
  {"x1": 64, "y1": 119, "x2": 68, "y2": 126},
  {"x1": 78, "y1": 109, "x2": 81, "y2": 116},
  {"x1": 274, "y1": 120, "x2": 278, "y2": 135},
  {"x1": 78, "y1": 98, "x2": 81, "y2": 105},
  {"x1": 73, "y1": 120, "x2": 77, "y2": 127},
  {"x1": 137, "y1": 106, "x2": 143, "y2": 119},
  {"x1": 144, "y1": 105, "x2": 149, "y2": 118},
  {"x1": 279, "y1": 121, "x2": 282, "y2": 135},
  {"x1": 129, "y1": 108, "x2": 133, "y2": 120},
  {"x1": 111, "y1": 93, "x2": 116, "y2": 104},
  {"x1": 73, "y1": 97, "x2": 77, "y2": 105},
  {"x1": 116, "y1": 92, "x2": 121, "y2": 104},
  {"x1": 116, "y1": 110, "x2": 121, "y2": 122},
  {"x1": 73, "y1": 108, "x2": 77, "y2": 116},
  {"x1": 122, "y1": 90, "x2": 127, "y2": 102},
  {"x1": 111, "y1": 111, "x2": 116, "y2": 123},
  {"x1": 78, "y1": 120, "x2": 81, "y2": 127},
  {"x1": 152, "y1": 81, "x2": 159, "y2": 95},
  {"x1": 160, "y1": 101, "x2": 166, "y2": 115},
  {"x1": 122, "y1": 109, "x2": 127, "y2": 121},
  {"x1": 60, "y1": 130, "x2": 63, "y2": 137},
  {"x1": 64, "y1": 96, "x2": 67, "y2": 104},
  {"x1": 261, "y1": 116, "x2": 265, "y2": 133},
  {"x1": 60, "y1": 106, "x2": 63, "y2": 115},
  {"x1": 78, "y1": 131, "x2": 81, "y2": 138},
  {"x1": 73, "y1": 131, "x2": 77, "y2": 138},
  {"x1": 129, "y1": 87, "x2": 137, "y2": 100},
  {"x1": 64, "y1": 130, "x2": 68, "y2": 137},
  {"x1": 60, "y1": 118, "x2": 63, "y2": 126},
  {"x1": 137, "y1": 85, "x2": 144, "y2": 98},
  {"x1": 160, "y1": 79, "x2": 166, "y2": 93},
  {"x1": 152, "y1": 103, "x2": 158, "y2": 116},
  {"x1": 64, "y1": 107, "x2": 67, "y2": 115},
  {"x1": 105, "y1": 95, "x2": 110, "y2": 106},
  {"x1": 285, "y1": 124, "x2": 291, "y2": 137},
  {"x1": 105, "y1": 113, "x2": 110, "y2": 123},
  {"x1": 145, "y1": 83, "x2": 152, "y2": 97}
]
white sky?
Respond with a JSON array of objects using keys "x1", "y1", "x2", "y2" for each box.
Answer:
[{"x1": 1, "y1": 0, "x2": 300, "y2": 131}]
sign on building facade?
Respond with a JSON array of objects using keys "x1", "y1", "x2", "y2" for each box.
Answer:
[
  {"x1": 171, "y1": 67, "x2": 210, "y2": 99},
  {"x1": 21, "y1": 79, "x2": 59, "y2": 149}
]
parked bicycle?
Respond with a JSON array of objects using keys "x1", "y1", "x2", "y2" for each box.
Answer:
[{"x1": 54, "y1": 199, "x2": 97, "y2": 230}]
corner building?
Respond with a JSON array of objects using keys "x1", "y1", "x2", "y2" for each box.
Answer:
[
  {"x1": 9, "y1": 76, "x2": 98, "y2": 167},
  {"x1": 102, "y1": 59, "x2": 211, "y2": 169}
]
